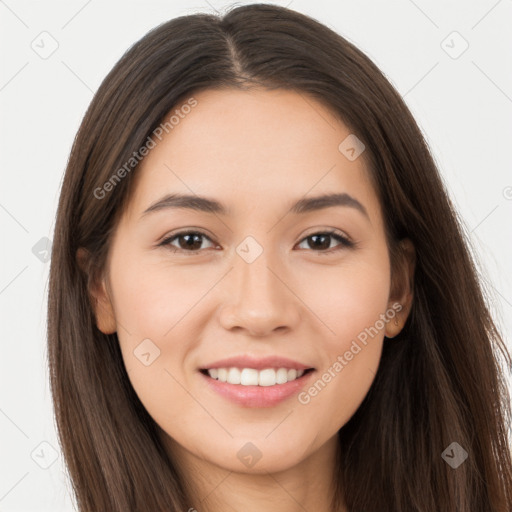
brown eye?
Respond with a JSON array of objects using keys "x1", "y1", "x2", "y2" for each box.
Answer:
[
  {"x1": 296, "y1": 231, "x2": 354, "y2": 253},
  {"x1": 160, "y1": 231, "x2": 216, "y2": 254}
]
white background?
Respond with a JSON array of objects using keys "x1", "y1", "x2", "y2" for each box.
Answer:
[{"x1": 1, "y1": 0, "x2": 511, "y2": 510}]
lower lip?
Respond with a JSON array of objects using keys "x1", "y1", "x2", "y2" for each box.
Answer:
[{"x1": 200, "y1": 370, "x2": 315, "y2": 408}]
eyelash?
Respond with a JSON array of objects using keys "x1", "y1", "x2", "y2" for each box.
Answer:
[{"x1": 158, "y1": 229, "x2": 355, "y2": 256}]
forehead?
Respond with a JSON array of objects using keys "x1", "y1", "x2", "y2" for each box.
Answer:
[{"x1": 124, "y1": 87, "x2": 381, "y2": 224}]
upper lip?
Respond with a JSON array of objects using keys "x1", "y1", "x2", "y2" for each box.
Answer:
[{"x1": 200, "y1": 355, "x2": 314, "y2": 371}]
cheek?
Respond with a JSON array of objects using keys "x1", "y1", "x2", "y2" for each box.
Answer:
[
  {"x1": 296, "y1": 257, "x2": 390, "y2": 424},
  {"x1": 110, "y1": 250, "x2": 208, "y2": 342},
  {"x1": 304, "y1": 255, "x2": 391, "y2": 346},
  {"x1": 110, "y1": 266, "x2": 204, "y2": 437},
  {"x1": 107, "y1": 252, "x2": 204, "y2": 408}
]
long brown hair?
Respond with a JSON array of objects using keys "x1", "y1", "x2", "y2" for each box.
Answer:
[{"x1": 47, "y1": 3, "x2": 512, "y2": 510}]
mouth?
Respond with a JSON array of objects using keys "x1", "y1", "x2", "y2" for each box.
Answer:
[
  {"x1": 199, "y1": 367, "x2": 315, "y2": 386},
  {"x1": 199, "y1": 366, "x2": 316, "y2": 408}
]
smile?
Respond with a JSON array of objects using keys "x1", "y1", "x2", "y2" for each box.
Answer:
[
  {"x1": 199, "y1": 367, "x2": 315, "y2": 408},
  {"x1": 202, "y1": 367, "x2": 309, "y2": 386}
]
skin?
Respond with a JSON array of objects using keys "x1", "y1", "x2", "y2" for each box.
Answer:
[{"x1": 85, "y1": 88, "x2": 415, "y2": 512}]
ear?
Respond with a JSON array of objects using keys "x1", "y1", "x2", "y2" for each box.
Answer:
[
  {"x1": 385, "y1": 238, "x2": 416, "y2": 339},
  {"x1": 76, "y1": 247, "x2": 117, "y2": 334}
]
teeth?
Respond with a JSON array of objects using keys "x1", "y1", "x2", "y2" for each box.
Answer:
[
  {"x1": 206, "y1": 367, "x2": 306, "y2": 386},
  {"x1": 227, "y1": 367, "x2": 241, "y2": 384},
  {"x1": 241, "y1": 368, "x2": 258, "y2": 386}
]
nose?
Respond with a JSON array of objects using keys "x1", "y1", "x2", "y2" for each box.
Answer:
[{"x1": 218, "y1": 248, "x2": 301, "y2": 337}]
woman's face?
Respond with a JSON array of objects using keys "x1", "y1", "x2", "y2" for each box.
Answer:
[{"x1": 92, "y1": 88, "x2": 411, "y2": 474}]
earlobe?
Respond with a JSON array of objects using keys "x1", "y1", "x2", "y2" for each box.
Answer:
[
  {"x1": 76, "y1": 248, "x2": 117, "y2": 334},
  {"x1": 385, "y1": 238, "x2": 416, "y2": 339},
  {"x1": 91, "y1": 280, "x2": 117, "y2": 334}
]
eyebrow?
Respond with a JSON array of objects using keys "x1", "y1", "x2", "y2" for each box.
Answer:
[{"x1": 140, "y1": 192, "x2": 369, "y2": 220}]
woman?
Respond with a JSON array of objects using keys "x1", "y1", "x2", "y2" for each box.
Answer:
[{"x1": 47, "y1": 3, "x2": 512, "y2": 511}]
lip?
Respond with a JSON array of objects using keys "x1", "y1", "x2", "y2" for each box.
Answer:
[
  {"x1": 200, "y1": 368, "x2": 315, "y2": 408},
  {"x1": 199, "y1": 355, "x2": 313, "y2": 371}
]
